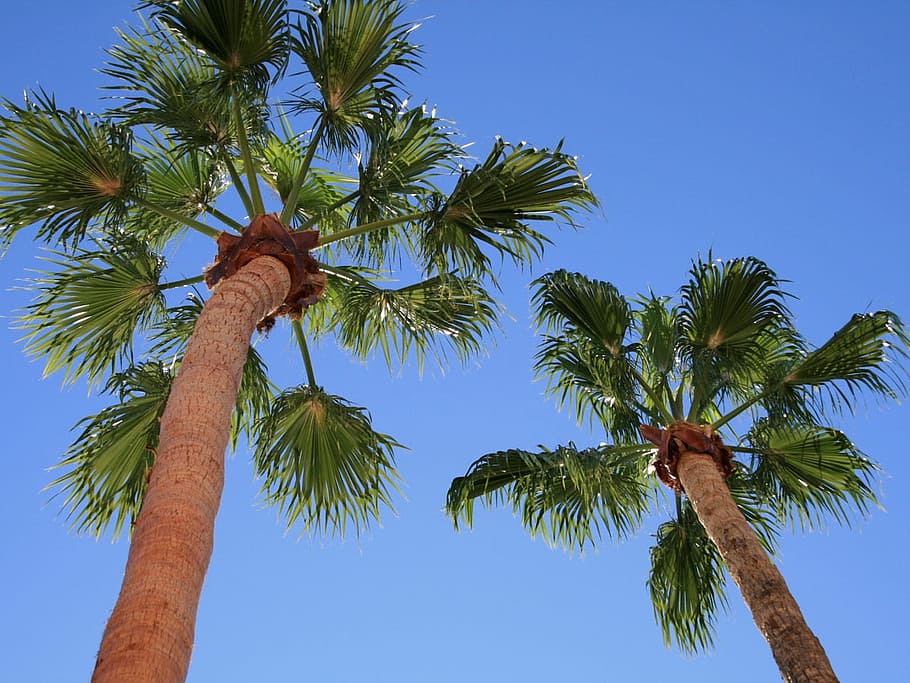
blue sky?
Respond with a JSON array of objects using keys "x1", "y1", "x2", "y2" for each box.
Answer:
[{"x1": 1, "y1": 2, "x2": 908, "y2": 681}]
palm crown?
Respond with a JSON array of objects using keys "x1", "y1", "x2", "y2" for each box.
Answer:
[
  {"x1": 0, "y1": 0, "x2": 595, "y2": 539},
  {"x1": 447, "y1": 256, "x2": 908, "y2": 652}
]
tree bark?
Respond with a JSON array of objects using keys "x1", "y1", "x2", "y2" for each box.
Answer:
[
  {"x1": 92, "y1": 256, "x2": 291, "y2": 683},
  {"x1": 676, "y1": 450, "x2": 839, "y2": 683}
]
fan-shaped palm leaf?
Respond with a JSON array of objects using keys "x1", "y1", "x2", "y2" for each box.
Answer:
[
  {"x1": 781, "y1": 311, "x2": 909, "y2": 410},
  {"x1": 421, "y1": 139, "x2": 596, "y2": 276},
  {"x1": 0, "y1": 91, "x2": 144, "y2": 248},
  {"x1": 142, "y1": 0, "x2": 291, "y2": 87},
  {"x1": 292, "y1": 0, "x2": 421, "y2": 152},
  {"x1": 253, "y1": 384, "x2": 402, "y2": 536},
  {"x1": 744, "y1": 421, "x2": 880, "y2": 529},
  {"x1": 18, "y1": 241, "x2": 166, "y2": 388},
  {"x1": 447, "y1": 443, "x2": 651, "y2": 552},
  {"x1": 328, "y1": 268, "x2": 500, "y2": 372},
  {"x1": 48, "y1": 362, "x2": 172, "y2": 539},
  {"x1": 647, "y1": 501, "x2": 728, "y2": 653}
]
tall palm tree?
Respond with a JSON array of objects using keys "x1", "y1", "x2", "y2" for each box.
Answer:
[
  {"x1": 0, "y1": 2, "x2": 595, "y2": 681},
  {"x1": 447, "y1": 257, "x2": 908, "y2": 683}
]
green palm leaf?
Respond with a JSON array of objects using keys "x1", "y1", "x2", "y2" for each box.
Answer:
[
  {"x1": 447, "y1": 443, "x2": 652, "y2": 553},
  {"x1": 142, "y1": 0, "x2": 291, "y2": 87},
  {"x1": 253, "y1": 385, "x2": 402, "y2": 536},
  {"x1": 292, "y1": 0, "x2": 421, "y2": 152},
  {"x1": 18, "y1": 241, "x2": 166, "y2": 388},
  {"x1": 782, "y1": 311, "x2": 909, "y2": 410},
  {"x1": 678, "y1": 255, "x2": 794, "y2": 413},
  {"x1": 0, "y1": 91, "x2": 144, "y2": 248},
  {"x1": 745, "y1": 421, "x2": 880, "y2": 529},
  {"x1": 421, "y1": 139, "x2": 596, "y2": 276},
  {"x1": 648, "y1": 501, "x2": 728, "y2": 653},
  {"x1": 328, "y1": 268, "x2": 500, "y2": 372},
  {"x1": 48, "y1": 362, "x2": 172, "y2": 539}
]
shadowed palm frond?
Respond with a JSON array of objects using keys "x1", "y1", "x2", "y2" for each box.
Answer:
[
  {"x1": 781, "y1": 311, "x2": 909, "y2": 413},
  {"x1": 18, "y1": 241, "x2": 166, "y2": 388},
  {"x1": 447, "y1": 443, "x2": 652, "y2": 553},
  {"x1": 142, "y1": 0, "x2": 291, "y2": 88},
  {"x1": 420, "y1": 139, "x2": 596, "y2": 277},
  {"x1": 744, "y1": 421, "x2": 880, "y2": 530},
  {"x1": 648, "y1": 501, "x2": 728, "y2": 653},
  {"x1": 258, "y1": 122, "x2": 353, "y2": 229},
  {"x1": 678, "y1": 255, "x2": 794, "y2": 412},
  {"x1": 328, "y1": 270, "x2": 500, "y2": 372},
  {"x1": 48, "y1": 362, "x2": 172, "y2": 539},
  {"x1": 292, "y1": 0, "x2": 421, "y2": 153},
  {"x1": 253, "y1": 384, "x2": 403, "y2": 537},
  {"x1": 0, "y1": 91, "x2": 144, "y2": 249}
]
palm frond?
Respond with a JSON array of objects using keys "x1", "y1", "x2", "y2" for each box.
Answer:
[
  {"x1": 745, "y1": 421, "x2": 881, "y2": 529},
  {"x1": 18, "y1": 241, "x2": 166, "y2": 388},
  {"x1": 48, "y1": 362, "x2": 172, "y2": 539},
  {"x1": 420, "y1": 139, "x2": 596, "y2": 276},
  {"x1": 648, "y1": 501, "x2": 728, "y2": 653},
  {"x1": 348, "y1": 106, "x2": 461, "y2": 252},
  {"x1": 678, "y1": 255, "x2": 794, "y2": 412},
  {"x1": 253, "y1": 384, "x2": 402, "y2": 537},
  {"x1": 0, "y1": 91, "x2": 144, "y2": 248},
  {"x1": 782, "y1": 311, "x2": 909, "y2": 412},
  {"x1": 142, "y1": 0, "x2": 291, "y2": 87},
  {"x1": 447, "y1": 443, "x2": 652, "y2": 553},
  {"x1": 328, "y1": 269, "x2": 500, "y2": 372},
  {"x1": 292, "y1": 0, "x2": 421, "y2": 152}
]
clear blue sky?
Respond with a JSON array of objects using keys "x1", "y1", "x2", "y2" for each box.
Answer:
[{"x1": 2, "y1": 2, "x2": 908, "y2": 681}]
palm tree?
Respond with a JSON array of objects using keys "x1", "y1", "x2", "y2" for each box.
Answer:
[
  {"x1": 447, "y1": 257, "x2": 908, "y2": 683},
  {"x1": 0, "y1": 2, "x2": 595, "y2": 681}
]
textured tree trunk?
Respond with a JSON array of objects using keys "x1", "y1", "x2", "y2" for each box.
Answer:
[
  {"x1": 676, "y1": 450, "x2": 839, "y2": 683},
  {"x1": 92, "y1": 256, "x2": 291, "y2": 683}
]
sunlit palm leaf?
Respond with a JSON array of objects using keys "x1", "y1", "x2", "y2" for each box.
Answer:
[
  {"x1": 292, "y1": 0, "x2": 421, "y2": 152},
  {"x1": 0, "y1": 91, "x2": 143, "y2": 248},
  {"x1": 745, "y1": 421, "x2": 880, "y2": 529},
  {"x1": 447, "y1": 443, "x2": 651, "y2": 553},
  {"x1": 19, "y1": 241, "x2": 165, "y2": 388},
  {"x1": 648, "y1": 501, "x2": 728, "y2": 653},
  {"x1": 421, "y1": 139, "x2": 596, "y2": 276},
  {"x1": 128, "y1": 137, "x2": 229, "y2": 246},
  {"x1": 253, "y1": 384, "x2": 402, "y2": 536},
  {"x1": 103, "y1": 21, "x2": 238, "y2": 148},
  {"x1": 782, "y1": 311, "x2": 909, "y2": 412},
  {"x1": 48, "y1": 362, "x2": 172, "y2": 539},
  {"x1": 142, "y1": 0, "x2": 291, "y2": 87},
  {"x1": 330, "y1": 270, "x2": 500, "y2": 372}
]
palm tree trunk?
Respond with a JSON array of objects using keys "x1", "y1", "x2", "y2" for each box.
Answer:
[
  {"x1": 676, "y1": 450, "x2": 839, "y2": 683},
  {"x1": 92, "y1": 256, "x2": 291, "y2": 683}
]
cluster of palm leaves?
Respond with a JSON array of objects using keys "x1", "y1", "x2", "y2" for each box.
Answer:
[
  {"x1": 0, "y1": 0, "x2": 595, "y2": 538},
  {"x1": 447, "y1": 257, "x2": 908, "y2": 652}
]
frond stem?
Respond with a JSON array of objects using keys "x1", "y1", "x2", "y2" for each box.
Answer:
[
  {"x1": 628, "y1": 364, "x2": 675, "y2": 425},
  {"x1": 711, "y1": 388, "x2": 772, "y2": 431},
  {"x1": 224, "y1": 155, "x2": 254, "y2": 217},
  {"x1": 279, "y1": 118, "x2": 326, "y2": 225},
  {"x1": 317, "y1": 210, "x2": 428, "y2": 248},
  {"x1": 159, "y1": 274, "x2": 205, "y2": 291},
  {"x1": 136, "y1": 200, "x2": 220, "y2": 239},
  {"x1": 292, "y1": 319, "x2": 318, "y2": 387},
  {"x1": 232, "y1": 94, "x2": 265, "y2": 215},
  {"x1": 205, "y1": 205, "x2": 244, "y2": 232},
  {"x1": 296, "y1": 188, "x2": 360, "y2": 231}
]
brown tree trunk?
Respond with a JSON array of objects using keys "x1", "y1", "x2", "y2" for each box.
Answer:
[
  {"x1": 92, "y1": 256, "x2": 291, "y2": 683},
  {"x1": 676, "y1": 450, "x2": 839, "y2": 683}
]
